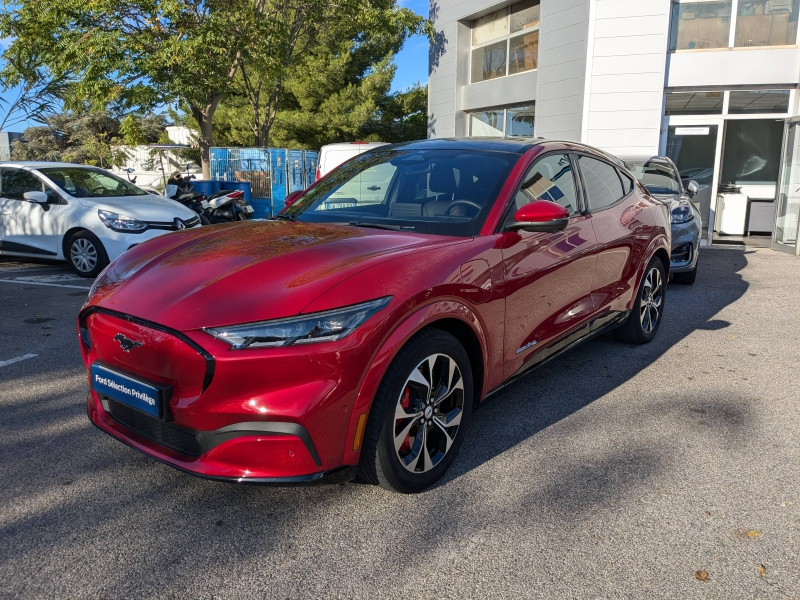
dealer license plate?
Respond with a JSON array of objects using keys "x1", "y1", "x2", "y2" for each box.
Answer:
[{"x1": 91, "y1": 363, "x2": 165, "y2": 419}]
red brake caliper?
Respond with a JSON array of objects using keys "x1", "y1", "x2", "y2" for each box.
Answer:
[{"x1": 396, "y1": 386, "x2": 412, "y2": 454}]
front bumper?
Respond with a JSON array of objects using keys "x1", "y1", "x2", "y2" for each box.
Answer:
[
  {"x1": 80, "y1": 307, "x2": 373, "y2": 482},
  {"x1": 87, "y1": 392, "x2": 329, "y2": 483},
  {"x1": 670, "y1": 218, "x2": 701, "y2": 274}
]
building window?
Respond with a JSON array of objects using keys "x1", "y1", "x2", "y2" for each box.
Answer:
[
  {"x1": 665, "y1": 91, "x2": 725, "y2": 114},
  {"x1": 735, "y1": 0, "x2": 799, "y2": 47},
  {"x1": 670, "y1": 0, "x2": 733, "y2": 50},
  {"x1": 728, "y1": 89, "x2": 790, "y2": 113},
  {"x1": 670, "y1": 0, "x2": 800, "y2": 50},
  {"x1": 470, "y1": 103, "x2": 535, "y2": 137},
  {"x1": 471, "y1": 0, "x2": 540, "y2": 84}
]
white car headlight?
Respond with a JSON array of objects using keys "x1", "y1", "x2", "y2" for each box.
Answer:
[
  {"x1": 205, "y1": 297, "x2": 393, "y2": 349},
  {"x1": 98, "y1": 209, "x2": 147, "y2": 232},
  {"x1": 670, "y1": 203, "x2": 694, "y2": 225}
]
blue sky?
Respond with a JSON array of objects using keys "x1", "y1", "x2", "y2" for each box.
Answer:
[
  {"x1": 1, "y1": 2, "x2": 429, "y2": 130},
  {"x1": 391, "y1": 0, "x2": 429, "y2": 92}
]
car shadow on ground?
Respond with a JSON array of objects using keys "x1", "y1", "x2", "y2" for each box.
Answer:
[{"x1": 437, "y1": 246, "x2": 751, "y2": 488}]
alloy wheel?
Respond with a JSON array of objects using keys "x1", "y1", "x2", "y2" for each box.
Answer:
[
  {"x1": 393, "y1": 353, "x2": 465, "y2": 473},
  {"x1": 639, "y1": 266, "x2": 663, "y2": 334},
  {"x1": 71, "y1": 238, "x2": 98, "y2": 273}
]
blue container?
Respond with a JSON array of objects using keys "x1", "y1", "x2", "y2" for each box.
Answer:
[
  {"x1": 271, "y1": 149, "x2": 287, "y2": 207},
  {"x1": 288, "y1": 150, "x2": 305, "y2": 193},
  {"x1": 304, "y1": 152, "x2": 318, "y2": 188},
  {"x1": 250, "y1": 198, "x2": 271, "y2": 219},
  {"x1": 188, "y1": 180, "x2": 221, "y2": 198},
  {"x1": 209, "y1": 148, "x2": 229, "y2": 180}
]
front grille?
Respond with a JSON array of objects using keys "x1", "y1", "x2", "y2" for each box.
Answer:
[
  {"x1": 144, "y1": 215, "x2": 200, "y2": 230},
  {"x1": 104, "y1": 396, "x2": 201, "y2": 456}
]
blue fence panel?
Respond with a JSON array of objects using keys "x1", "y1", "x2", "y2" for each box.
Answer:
[
  {"x1": 209, "y1": 148, "x2": 229, "y2": 180},
  {"x1": 210, "y1": 147, "x2": 321, "y2": 218},
  {"x1": 271, "y1": 149, "x2": 287, "y2": 208},
  {"x1": 304, "y1": 152, "x2": 318, "y2": 188},
  {"x1": 288, "y1": 150, "x2": 305, "y2": 193}
]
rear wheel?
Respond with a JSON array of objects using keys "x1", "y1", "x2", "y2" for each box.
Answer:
[
  {"x1": 358, "y1": 329, "x2": 473, "y2": 493},
  {"x1": 614, "y1": 256, "x2": 665, "y2": 344},
  {"x1": 67, "y1": 231, "x2": 109, "y2": 278}
]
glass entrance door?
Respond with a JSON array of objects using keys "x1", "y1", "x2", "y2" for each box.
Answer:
[
  {"x1": 666, "y1": 125, "x2": 719, "y2": 229},
  {"x1": 774, "y1": 119, "x2": 800, "y2": 255}
]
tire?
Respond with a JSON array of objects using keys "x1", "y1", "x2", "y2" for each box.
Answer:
[
  {"x1": 199, "y1": 213, "x2": 212, "y2": 226},
  {"x1": 357, "y1": 328, "x2": 473, "y2": 493},
  {"x1": 67, "y1": 231, "x2": 109, "y2": 278},
  {"x1": 673, "y1": 264, "x2": 697, "y2": 285},
  {"x1": 614, "y1": 256, "x2": 666, "y2": 345}
]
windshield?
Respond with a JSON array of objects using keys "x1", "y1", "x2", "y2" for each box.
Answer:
[
  {"x1": 282, "y1": 149, "x2": 517, "y2": 237},
  {"x1": 38, "y1": 167, "x2": 148, "y2": 198},
  {"x1": 628, "y1": 161, "x2": 682, "y2": 195}
]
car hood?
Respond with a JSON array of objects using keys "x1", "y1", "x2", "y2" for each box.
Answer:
[
  {"x1": 78, "y1": 194, "x2": 197, "y2": 221},
  {"x1": 87, "y1": 220, "x2": 464, "y2": 330}
]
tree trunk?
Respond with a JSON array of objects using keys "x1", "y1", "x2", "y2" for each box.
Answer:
[{"x1": 193, "y1": 94, "x2": 223, "y2": 179}]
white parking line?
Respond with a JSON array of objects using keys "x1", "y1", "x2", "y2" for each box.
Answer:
[
  {"x1": 0, "y1": 279, "x2": 91, "y2": 291},
  {"x1": 0, "y1": 354, "x2": 39, "y2": 368}
]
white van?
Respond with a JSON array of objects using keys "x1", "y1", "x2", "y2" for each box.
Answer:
[{"x1": 317, "y1": 142, "x2": 389, "y2": 180}]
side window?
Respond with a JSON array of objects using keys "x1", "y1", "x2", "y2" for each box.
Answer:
[
  {"x1": 620, "y1": 171, "x2": 634, "y2": 195},
  {"x1": 579, "y1": 156, "x2": 625, "y2": 212},
  {"x1": 510, "y1": 153, "x2": 579, "y2": 219},
  {"x1": 1, "y1": 169, "x2": 44, "y2": 200}
]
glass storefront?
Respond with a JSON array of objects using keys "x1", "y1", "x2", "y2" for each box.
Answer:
[
  {"x1": 774, "y1": 119, "x2": 800, "y2": 253},
  {"x1": 667, "y1": 125, "x2": 720, "y2": 227}
]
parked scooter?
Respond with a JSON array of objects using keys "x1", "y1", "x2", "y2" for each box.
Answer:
[{"x1": 165, "y1": 172, "x2": 255, "y2": 224}]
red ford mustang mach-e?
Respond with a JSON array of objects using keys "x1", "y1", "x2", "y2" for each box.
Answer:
[{"x1": 80, "y1": 138, "x2": 670, "y2": 493}]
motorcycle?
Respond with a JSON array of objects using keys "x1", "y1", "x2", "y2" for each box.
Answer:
[{"x1": 164, "y1": 173, "x2": 255, "y2": 224}]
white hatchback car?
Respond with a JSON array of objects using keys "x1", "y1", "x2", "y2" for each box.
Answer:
[{"x1": 0, "y1": 162, "x2": 200, "y2": 277}]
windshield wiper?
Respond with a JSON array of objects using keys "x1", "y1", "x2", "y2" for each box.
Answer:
[
  {"x1": 348, "y1": 221, "x2": 415, "y2": 231},
  {"x1": 274, "y1": 213, "x2": 298, "y2": 221}
]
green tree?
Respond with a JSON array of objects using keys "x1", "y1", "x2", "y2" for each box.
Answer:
[
  {"x1": 0, "y1": 48, "x2": 71, "y2": 131},
  {"x1": 0, "y1": 0, "x2": 427, "y2": 177},
  {"x1": 11, "y1": 111, "x2": 167, "y2": 167}
]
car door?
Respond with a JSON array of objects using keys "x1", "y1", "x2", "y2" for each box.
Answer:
[
  {"x1": 0, "y1": 168, "x2": 60, "y2": 256},
  {"x1": 577, "y1": 154, "x2": 649, "y2": 318},
  {"x1": 498, "y1": 152, "x2": 598, "y2": 379}
]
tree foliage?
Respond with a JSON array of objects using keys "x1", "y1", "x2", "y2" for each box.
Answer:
[
  {"x1": 0, "y1": 0, "x2": 429, "y2": 176},
  {"x1": 11, "y1": 111, "x2": 167, "y2": 168}
]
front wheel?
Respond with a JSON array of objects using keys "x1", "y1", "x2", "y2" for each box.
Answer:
[
  {"x1": 358, "y1": 329, "x2": 473, "y2": 493},
  {"x1": 67, "y1": 231, "x2": 109, "y2": 278},
  {"x1": 614, "y1": 256, "x2": 665, "y2": 344}
]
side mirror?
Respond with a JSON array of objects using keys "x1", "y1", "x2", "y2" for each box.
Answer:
[
  {"x1": 126, "y1": 167, "x2": 135, "y2": 173},
  {"x1": 505, "y1": 200, "x2": 570, "y2": 233},
  {"x1": 284, "y1": 190, "x2": 304, "y2": 208},
  {"x1": 23, "y1": 191, "x2": 48, "y2": 204},
  {"x1": 687, "y1": 180, "x2": 700, "y2": 197}
]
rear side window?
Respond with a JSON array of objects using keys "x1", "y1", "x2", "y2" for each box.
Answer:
[
  {"x1": 578, "y1": 155, "x2": 625, "y2": 212},
  {"x1": 1, "y1": 169, "x2": 43, "y2": 200},
  {"x1": 511, "y1": 153, "x2": 580, "y2": 217}
]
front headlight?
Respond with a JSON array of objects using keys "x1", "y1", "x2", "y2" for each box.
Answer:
[
  {"x1": 670, "y1": 203, "x2": 694, "y2": 224},
  {"x1": 98, "y1": 209, "x2": 147, "y2": 232},
  {"x1": 205, "y1": 296, "x2": 393, "y2": 349}
]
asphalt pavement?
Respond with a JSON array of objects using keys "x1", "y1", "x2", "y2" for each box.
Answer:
[{"x1": 0, "y1": 247, "x2": 798, "y2": 598}]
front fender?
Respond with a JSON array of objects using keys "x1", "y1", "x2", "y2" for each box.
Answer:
[{"x1": 340, "y1": 299, "x2": 489, "y2": 466}]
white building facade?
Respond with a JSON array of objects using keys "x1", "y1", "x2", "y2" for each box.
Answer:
[{"x1": 428, "y1": 0, "x2": 800, "y2": 253}]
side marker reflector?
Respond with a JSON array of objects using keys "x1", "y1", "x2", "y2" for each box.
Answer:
[{"x1": 353, "y1": 413, "x2": 367, "y2": 451}]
